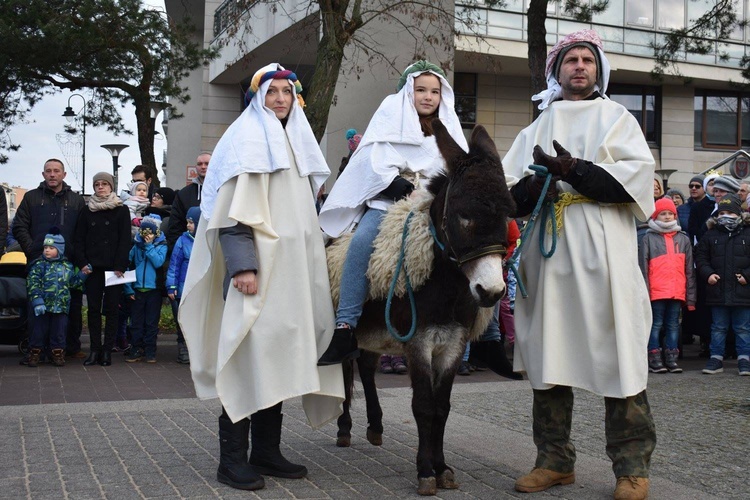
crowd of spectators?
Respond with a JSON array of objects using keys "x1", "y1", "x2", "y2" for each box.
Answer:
[{"x1": 6, "y1": 154, "x2": 208, "y2": 367}]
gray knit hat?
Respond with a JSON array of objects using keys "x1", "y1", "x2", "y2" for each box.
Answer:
[
  {"x1": 713, "y1": 176, "x2": 740, "y2": 194},
  {"x1": 689, "y1": 174, "x2": 705, "y2": 186},
  {"x1": 43, "y1": 228, "x2": 65, "y2": 258},
  {"x1": 93, "y1": 172, "x2": 115, "y2": 191}
]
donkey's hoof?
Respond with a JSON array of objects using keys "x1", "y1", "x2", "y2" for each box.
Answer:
[
  {"x1": 366, "y1": 429, "x2": 383, "y2": 446},
  {"x1": 436, "y1": 469, "x2": 459, "y2": 489},
  {"x1": 336, "y1": 435, "x2": 351, "y2": 447},
  {"x1": 417, "y1": 476, "x2": 437, "y2": 496}
]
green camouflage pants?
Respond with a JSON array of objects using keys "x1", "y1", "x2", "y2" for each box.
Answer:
[{"x1": 532, "y1": 385, "x2": 656, "y2": 477}]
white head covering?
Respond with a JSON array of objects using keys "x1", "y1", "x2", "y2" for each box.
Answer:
[
  {"x1": 201, "y1": 63, "x2": 330, "y2": 220},
  {"x1": 319, "y1": 63, "x2": 468, "y2": 238},
  {"x1": 532, "y1": 29, "x2": 611, "y2": 111}
]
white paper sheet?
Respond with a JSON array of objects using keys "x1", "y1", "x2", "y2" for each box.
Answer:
[{"x1": 104, "y1": 270, "x2": 136, "y2": 287}]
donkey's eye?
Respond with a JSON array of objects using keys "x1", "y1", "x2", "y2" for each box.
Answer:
[{"x1": 459, "y1": 217, "x2": 474, "y2": 231}]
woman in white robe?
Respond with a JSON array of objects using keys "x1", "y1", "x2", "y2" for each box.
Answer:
[
  {"x1": 316, "y1": 61, "x2": 468, "y2": 364},
  {"x1": 179, "y1": 63, "x2": 344, "y2": 491}
]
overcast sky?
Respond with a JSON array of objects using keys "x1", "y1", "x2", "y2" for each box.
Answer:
[{"x1": 1, "y1": 0, "x2": 167, "y2": 194}]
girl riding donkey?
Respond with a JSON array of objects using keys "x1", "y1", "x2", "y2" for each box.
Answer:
[{"x1": 318, "y1": 61, "x2": 469, "y2": 365}]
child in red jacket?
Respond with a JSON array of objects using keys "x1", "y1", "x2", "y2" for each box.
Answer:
[{"x1": 639, "y1": 198, "x2": 697, "y2": 373}]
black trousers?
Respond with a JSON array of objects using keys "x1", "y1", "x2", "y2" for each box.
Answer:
[
  {"x1": 65, "y1": 289, "x2": 84, "y2": 354},
  {"x1": 85, "y1": 270, "x2": 123, "y2": 352}
]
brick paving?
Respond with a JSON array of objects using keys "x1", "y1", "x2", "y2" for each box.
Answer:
[{"x1": 0, "y1": 336, "x2": 746, "y2": 499}]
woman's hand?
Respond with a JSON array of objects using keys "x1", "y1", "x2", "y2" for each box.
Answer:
[
  {"x1": 736, "y1": 273, "x2": 747, "y2": 286},
  {"x1": 114, "y1": 270, "x2": 124, "y2": 278},
  {"x1": 708, "y1": 274, "x2": 720, "y2": 285},
  {"x1": 233, "y1": 271, "x2": 258, "y2": 295}
]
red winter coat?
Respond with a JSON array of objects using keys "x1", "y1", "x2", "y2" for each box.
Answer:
[{"x1": 638, "y1": 229, "x2": 697, "y2": 307}]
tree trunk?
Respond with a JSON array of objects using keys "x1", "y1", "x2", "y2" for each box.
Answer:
[
  {"x1": 305, "y1": 2, "x2": 351, "y2": 143},
  {"x1": 527, "y1": 0, "x2": 549, "y2": 119},
  {"x1": 134, "y1": 97, "x2": 160, "y2": 187}
]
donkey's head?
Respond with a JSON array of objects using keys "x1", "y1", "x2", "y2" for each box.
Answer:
[{"x1": 429, "y1": 120, "x2": 516, "y2": 307}]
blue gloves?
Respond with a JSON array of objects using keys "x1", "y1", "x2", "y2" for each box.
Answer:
[{"x1": 34, "y1": 304, "x2": 46, "y2": 317}]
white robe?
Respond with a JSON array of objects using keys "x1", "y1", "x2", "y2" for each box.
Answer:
[
  {"x1": 504, "y1": 99, "x2": 655, "y2": 398},
  {"x1": 180, "y1": 137, "x2": 344, "y2": 426}
]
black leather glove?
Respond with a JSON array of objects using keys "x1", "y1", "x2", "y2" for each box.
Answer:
[
  {"x1": 533, "y1": 140, "x2": 576, "y2": 179},
  {"x1": 525, "y1": 174, "x2": 560, "y2": 202}
]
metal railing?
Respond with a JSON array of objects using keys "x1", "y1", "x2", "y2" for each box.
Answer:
[{"x1": 214, "y1": 0, "x2": 259, "y2": 38}]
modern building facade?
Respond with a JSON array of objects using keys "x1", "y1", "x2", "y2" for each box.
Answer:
[{"x1": 163, "y1": 0, "x2": 750, "y2": 192}]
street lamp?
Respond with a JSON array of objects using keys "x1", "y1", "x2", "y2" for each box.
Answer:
[
  {"x1": 149, "y1": 101, "x2": 171, "y2": 135},
  {"x1": 655, "y1": 169, "x2": 678, "y2": 192},
  {"x1": 100, "y1": 144, "x2": 129, "y2": 193},
  {"x1": 62, "y1": 94, "x2": 87, "y2": 194}
]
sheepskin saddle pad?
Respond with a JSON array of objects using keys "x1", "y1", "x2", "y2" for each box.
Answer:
[{"x1": 327, "y1": 196, "x2": 434, "y2": 309}]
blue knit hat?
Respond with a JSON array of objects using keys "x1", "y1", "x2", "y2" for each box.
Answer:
[
  {"x1": 43, "y1": 228, "x2": 65, "y2": 258},
  {"x1": 186, "y1": 206, "x2": 201, "y2": 226},
  {"x1": 139, "y1": 214, "x2": 162, "y2": 238}
]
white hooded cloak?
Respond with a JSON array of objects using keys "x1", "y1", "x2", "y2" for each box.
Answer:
[
  {"x1": 504, "y1": 98, "x2": 655, "y2": 398},
  {"x1": 180, "y1": 64, "x2": 344, "y2": 426},
  {"x1": 319, "y1": 67, "x2": 468, "y2": 238}
]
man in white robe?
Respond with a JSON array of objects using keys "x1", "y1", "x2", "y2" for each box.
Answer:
[
  {"x1": 504, "y1": 30, "x2": 656, "y2": 500},
  {"x1": 180, "y1": 64, "x2": 344, "y2": 491}
]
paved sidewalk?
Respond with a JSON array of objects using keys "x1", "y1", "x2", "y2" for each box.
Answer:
[{"x1": 0, "y1": 339, "x2": 747, "y2": 499}]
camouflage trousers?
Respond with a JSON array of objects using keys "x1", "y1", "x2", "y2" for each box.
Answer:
[{"x1": 532, "y1": 385, "x2": 656, "y2": 478}]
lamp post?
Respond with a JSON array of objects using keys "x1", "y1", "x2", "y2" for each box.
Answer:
[
  {"x1": 149, "y1": 101, "x2": 171, "y2": 136},
  {"x1": 62, "y1": 94, "x2": 87, "y2": 194},
  {"x1": 100, "y1": 144, "x2": 129, "y2": 193},
  {"x1": 655, "y1": 169, "x2": 678, "y2": 192}
]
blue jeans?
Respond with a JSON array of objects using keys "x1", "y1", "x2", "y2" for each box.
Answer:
[
  {"x1": 481, "y1": 304, "x2": 502, "y2": 342},
  {"x1": 709, "y1": 306, "x2": 750, "y2": 358},
  {"x1": 648, "y1": 299, "x2": 681, "y2": 351},
  {"x1": 30, "y1": 312, "x2": 68, "y2": 350},
  {"x1": 130, "y1": 289, "x2": 162, "y2": 356},
  {"x1": 336, "y1": 208, "x2": 386, "y2": 328}
]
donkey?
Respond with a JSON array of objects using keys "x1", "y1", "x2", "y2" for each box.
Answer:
[{"x1": 330, "y1": 120, "x2": 516, "y2": 495}]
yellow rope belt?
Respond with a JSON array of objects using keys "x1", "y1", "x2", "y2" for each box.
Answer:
[
  {"x1": 547, "y1": 193, "x2": 631, "y2": 235},
  {"x1": 547, "y1": 192, "x2": 594, "y2": 235}
]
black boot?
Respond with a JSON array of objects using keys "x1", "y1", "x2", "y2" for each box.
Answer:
[
  {"x1": 99, "y1": 350, "x2": 112, "y2": 366},
  {"x1": 317, "y1": 326, "x2": 360, "y2": 366},
  {"x1": 83, "y1": 350, "x2": 100, "y2": 366},
  {"x1": 217, "y1": 408, "x2": 265, "y2": 490},
  {"x1": 249, "y1": 403, "x2": 307, "y2": 478},
  {"x1": 468, "y1": 340, "x2": 523, "y2": 380}
]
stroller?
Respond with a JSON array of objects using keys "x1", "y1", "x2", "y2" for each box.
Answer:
[{"x1": 0, "y1": 251, "x2": 29, "y2": 354}]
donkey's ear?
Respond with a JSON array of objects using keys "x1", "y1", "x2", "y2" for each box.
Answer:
[
  {"x1": 432, "y1": 118, "x2": 465, "y2": 173},
  {"x1": 470, "y1": 125, "x2": 501, "y2": 163}
]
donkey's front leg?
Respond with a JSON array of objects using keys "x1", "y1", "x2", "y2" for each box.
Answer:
[
  {"x1": 408, "y1": 348, "x2": 439, "y2": 495},
  {"x1": 431, "y1": 345, "x2": 463, "y2": 490}
]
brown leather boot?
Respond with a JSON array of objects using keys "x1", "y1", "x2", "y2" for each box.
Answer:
[
  {"x1": 514, "y1": 468, "x2": 575, "y2": 493},
  {"x1": 27, "y1": 348, "x2": 42, "y2": 368},
  {"x1": 51, "y1": 349, "x2": 66, "y2": 367},
  {"x1": 614, "y1": 476, "x2": 650, "y2": 500}
]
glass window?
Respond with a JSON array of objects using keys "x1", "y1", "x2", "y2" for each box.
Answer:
[
  {"x1": 593, "y1": 0, "x2": 625, "y2": 26},
  {"x1": 658, "y1": 0, "x2": 685, "y2": 29},
  {"x1": 693, "y1": 90, "x2": 750, "y2": 149},
  {"x1": 706, "y1": 95, "x2": 738, "y2": 146},
  {"x1": 454, "y1": 73, "x2": 477, "y2": 129},
  {"x1": 626, "y1": 0, "x2": 654, "y2": 27},
  {"x1": 608, "y1": 85, "x2": 660, "y2": 143}
]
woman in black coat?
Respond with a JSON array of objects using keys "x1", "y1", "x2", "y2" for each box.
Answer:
[{"x1": 74, "y1": 172, "x2": 131, "y2": 366}]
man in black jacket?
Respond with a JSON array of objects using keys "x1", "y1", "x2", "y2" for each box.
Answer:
[
  {"x1": 166, "y1": 152, "x2": 210, "y2": 246},
  {"x1": 13, "y1": 159, "x2": 86, "y2": 357}
]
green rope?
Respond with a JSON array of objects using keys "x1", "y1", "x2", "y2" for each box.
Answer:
[
  {"x1": 385, "y1": 211, "x2": 418, "y2": 342},
  {"x1": 506, "y1": 164, "x2": 558, "y2": 299}
]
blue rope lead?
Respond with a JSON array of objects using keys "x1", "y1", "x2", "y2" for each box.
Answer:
[
  {"x1": 506, "y1": 164, "x2": 558, "y2": 298},
  {"x1": 385, "y1": 211, "x2": 418, "y2": 342}
]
